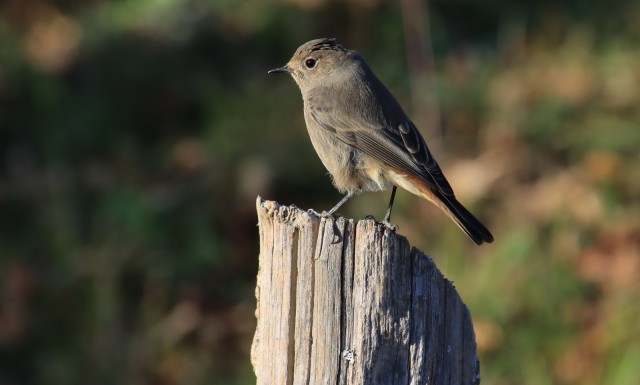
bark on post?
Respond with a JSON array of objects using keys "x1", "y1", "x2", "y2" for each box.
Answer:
[{"x1": 251, "y1": 197, "x2": 480, "y2": 385}]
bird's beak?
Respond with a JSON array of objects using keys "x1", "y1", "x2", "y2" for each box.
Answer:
[{"x1": 268, "y1": 65, "x2": 291, "y2": 74}]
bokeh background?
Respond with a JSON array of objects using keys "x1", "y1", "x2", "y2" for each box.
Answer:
[{"x1": 1, "y1": 0, "x2": 639, "y2": 384}]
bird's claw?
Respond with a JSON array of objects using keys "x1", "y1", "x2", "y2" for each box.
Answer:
[
  {"x1": 307, "y1": 208, "x2": 335, "y2": 218},
  {"x1": 382, "y1": 221, "x2": 399, "y2": 232},
  {"x1": 364, "y1": 214, "x2": 398, "y2": 231}
]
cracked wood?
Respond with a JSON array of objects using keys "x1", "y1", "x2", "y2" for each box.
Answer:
[{"x1": 252, "y1": 197, "x2": 480, "y2": 385}]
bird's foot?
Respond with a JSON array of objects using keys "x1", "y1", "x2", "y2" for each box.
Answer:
[
  {"x1": 308, "y1": 208, "x2": 342, "y2": 242},
  {"x1": 381, "y1": 220, "x2": 399, "y2": 232},
  {"x1": 307, "y1": 208, "x2": 335, "y2": 218},
  {"x1": 364, "y1": 214, "x2": 398, "y2": 231}
]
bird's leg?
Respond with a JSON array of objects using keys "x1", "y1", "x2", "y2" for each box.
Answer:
[
  {"x1": 308, "y1": 190, "x2": 356, "y2": 218},
  {"x1": 383, "y1": 186, "x2": 397, "y2": 222},
  {"x1": 326, "y1": 190, "x2": 355, "y2": 215},
  {"x1": 382, "y1": 186, "x2": 398, "y2": 231}
]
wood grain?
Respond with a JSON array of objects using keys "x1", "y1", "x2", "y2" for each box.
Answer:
[{"x1": 252, "y1": 197, "x2": 480, "y2": 385}]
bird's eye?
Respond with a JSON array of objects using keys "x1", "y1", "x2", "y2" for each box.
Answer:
[{"x1": 305, "y1": 58, "x2": 316, "y2": 69}]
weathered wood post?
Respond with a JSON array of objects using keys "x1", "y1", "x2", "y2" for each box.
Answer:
[{"x1": 252, "y1": 197, "x2": 480, "y2": 385}]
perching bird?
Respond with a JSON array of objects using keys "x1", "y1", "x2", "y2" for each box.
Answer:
[{"x1": 269, "y1": 38, "x2": 493, "y2": 245}]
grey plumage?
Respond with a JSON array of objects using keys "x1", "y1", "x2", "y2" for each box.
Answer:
[{"x1": 269, "y1": 38, "x2": 493, "y2": 245}]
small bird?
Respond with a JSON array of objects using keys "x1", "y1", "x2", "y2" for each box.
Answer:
[{"x1": 269, "y1": 38, "x2": 493, "y2": 245}]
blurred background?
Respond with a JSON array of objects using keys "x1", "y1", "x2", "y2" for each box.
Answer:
[{"x1": 1, "y1": 0, "x2": 639, "y2": 384}]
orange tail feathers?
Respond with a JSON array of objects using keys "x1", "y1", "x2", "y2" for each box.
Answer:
[
  {"x1": 390, "y1": 172, "x2": 494, "y2": 245},
  {"x1": 413, "y1": 182, "x2": 493, "y2": 245}
]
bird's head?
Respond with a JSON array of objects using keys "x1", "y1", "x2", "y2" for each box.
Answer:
[{"x1": 269, "y1": 38, "x2": 358, "y2": 92}]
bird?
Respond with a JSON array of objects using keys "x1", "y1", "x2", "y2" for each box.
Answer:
[{"x1": 268, "y1": 38, "x2": 493, "y2": 245}]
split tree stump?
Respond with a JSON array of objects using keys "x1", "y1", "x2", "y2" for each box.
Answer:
[{"x1": 251, "y1": 197, "x2": 480, "y2": 385}]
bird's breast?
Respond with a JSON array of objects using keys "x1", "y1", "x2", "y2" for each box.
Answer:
[{"x1": 302, "y1": 109, "x2": 393, "y2": 193}]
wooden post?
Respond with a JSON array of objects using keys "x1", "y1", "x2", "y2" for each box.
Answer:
[{"x1": 252, "y1": 197, "x2": 480, "y2": 385}]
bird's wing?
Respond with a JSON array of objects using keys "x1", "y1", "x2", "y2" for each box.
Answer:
[{"x1": 309, "y1": 104, "x2": 454, "y2": 197}]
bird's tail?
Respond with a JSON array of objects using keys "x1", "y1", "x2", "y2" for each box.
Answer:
[
  {"x1": 411, "y1": 183, "x2": 493, "y2": 245},
  {"x1": 391, "y1": 173, "x2": 494, "y2": 245},
  {"x1": 437, "y1": 194, "x2": 494, "y2": 245}
]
